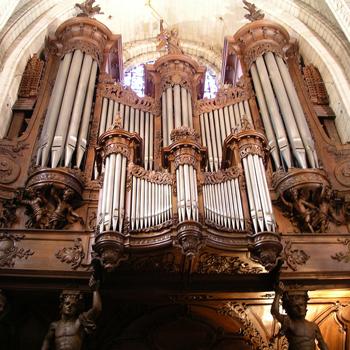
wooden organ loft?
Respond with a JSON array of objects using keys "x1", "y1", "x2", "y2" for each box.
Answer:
[{"x1": 1, "y1": 3, "x2": 350, "y2": 349}]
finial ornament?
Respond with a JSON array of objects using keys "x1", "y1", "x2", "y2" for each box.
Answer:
[
  {"x1": 242, "y1": 0, "x2": 265, "y2": 22},
  {"x1": 75, "y1": 0, "x2": 103, "y2": 17},
  {"x1": 156, "y1": 19, "x2": 184, "y2": 55},
  {"x1": 110, "y1": 112, "x2": 123, "y2": 130}
]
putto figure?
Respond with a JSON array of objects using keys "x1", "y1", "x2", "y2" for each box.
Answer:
[
  {"x1": 271, "y1": 282, "x2": 328, "y2": 350},
  {"x1": 41, "y1": 276, "x2": 101, "y2": 350}
]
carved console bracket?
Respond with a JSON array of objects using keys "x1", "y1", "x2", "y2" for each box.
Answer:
[
  {"x1": 272, "y1": 168, "x2": 338, "y2": 233},
  {"x1": 173, "y1": 221, "x2": 205, "y2": 257},
  {"x1": 248, "y1": 231, "x2": 283, "y2": 271},
  {"x1": 23, "y1": 168, "x2": 84, "y2": 229},
  {"x1": 93, "y1": 230, "x2": 128, "y2": 272}
]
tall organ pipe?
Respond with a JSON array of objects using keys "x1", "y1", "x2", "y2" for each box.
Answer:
[
  {"x1": 255, "y1": 56, "x2": 292, "y2": 168},
  {"x1": 51, "y1": 50, "x2": 84, "y2": 168},
  {"x1": 65, "y1": 54, "x2": 93, "y2": 167},
  {"x1": 250, "y1": 63, "x2": 281, "y2": 168},
  {"x1": 275, "y1": 55, "x2": 318, "y2": 168},
  {"x1": 76, "y1": 61, "x2": 98, "y2": 168},
  {"x1": 37, "y1": 52, "x2": 73, "y2": 166},
  {"x1": 264, "y1": 52, "x2": 307, "y2": 168}
]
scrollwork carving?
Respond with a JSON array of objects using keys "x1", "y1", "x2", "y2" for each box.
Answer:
[
  {"x1": 55, "y1": 238, "x2": 86, "y2": 270},
  {"x1": 198, "y1": 253, "x2": 262, "y2": 274},
  {"x1": 283, "y1": 240, "x2": 310, "y2": 271},
  {"x1": 96, "y1": 82, "x2": 158, "y2": 114},
  {"x1": 218, "y1": 302, "x2": 271, "y2": 350},
  {"x1": 332, "y1": 238, "x2": 350, "y2": 263},
  {"x1": 204, "y1": 167, "x2": 241, "y2": 184},
  {"x1": 170, "y1": 126, "x2": 200, "y2": 143},
  {"x1": 0, "y1": 232, "x2": 34, "y2": 267},
  {"x1": 128, "y1": 163, "x2": 173, "y2": 185}
]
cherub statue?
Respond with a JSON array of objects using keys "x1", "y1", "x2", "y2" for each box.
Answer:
[
  {"x1": 75, "y1": 0, "x2": 103, "y2": 17},
  {"x1": 48, "y1": 188, "x2": 84, "y2": 229},
  {"x1": 41, "y1": 273, "x2": 102, "y2": 350},
  {"x1": 271, "y1": 282, "x2": 328, "y2": 350},
  {"x1": 156, "y1": 19, "x2": 183, "y2": 54},
  {"x1": 282, "y1": 188, "x2": 316, "y2": 233},
  {"x1": 21, "y1": 187, "x2": 48, "y2": 228}
]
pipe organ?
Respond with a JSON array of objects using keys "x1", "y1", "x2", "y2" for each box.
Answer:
[
  {"x1": 98, "y1": 91, "x2": 155, "y2": 171},
  {"x1": 3, "y1": 7, "x2": 350, "y2": 349},
  {"x1": 199, "y1": 97, "x2": 254, "y2": 171}
]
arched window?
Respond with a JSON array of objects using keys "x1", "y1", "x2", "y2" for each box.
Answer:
[{"x1": 124, "y1": 62, "x2": 218, "y2": 99}]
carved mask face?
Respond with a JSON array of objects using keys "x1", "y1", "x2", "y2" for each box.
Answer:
[{"x1": 101, "y1": 250, "x2": 119, "y2": 272}]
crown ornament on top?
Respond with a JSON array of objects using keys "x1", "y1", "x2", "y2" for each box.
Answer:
[
  {"x1": 156, "y1": 19, "x2": 184, "y2": 55},
  {"x1": 242, "y1": 0, "x2": 265, "y2": 22},
  {"x1": 75, "y1": 0, "x2": 104, "y2": 17}
]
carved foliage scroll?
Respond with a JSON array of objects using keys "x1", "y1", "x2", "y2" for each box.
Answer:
[{"x1": 0, "y1": 232, "x2": 34, "y2": 267}]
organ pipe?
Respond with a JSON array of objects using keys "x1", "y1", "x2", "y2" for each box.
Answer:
[
  {"x1": 255, "y1": 55, "x2": 292, "y2": 168},
  {"x1": 37, "y1": 52, "x2": 73, "y2": 167},
  {"x1": 264, "y1": 52, "x2": 307, "y2": 168}
]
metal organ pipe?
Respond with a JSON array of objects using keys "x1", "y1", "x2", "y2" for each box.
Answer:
[
  {"x1": 64, "y1": 54, "x2": 93, "y2": 165},
  {"x1": 51, "y1": 50, "x2": 84, "y2": 168},
  {"x1": 264, "y1": 52, "x2": 307, "y2": 168},
  {"x1": 202, "y1": 172, "x2": 245, "y2": 231},
  {"x1": 129, "y1": 168, "x2": 173, "y2": 230},
  {"x1": 174, "y1": 84, "x2": 181, "y2": 128},
  {"x1": 275, "y1": 55, "x2": 318, "y2": 168},
  {"x1": 250, "y1": 63, "x2": 281, "y2": 169},
  {"x1": 255, "y1": 55, "x2": 292, "y2": 168},
  {"x1": 76, "y1": 61, "x2": 98, "y2": 168},
  {"x1": 37, "y1": 52, "x2": 73, "y2": 167}
]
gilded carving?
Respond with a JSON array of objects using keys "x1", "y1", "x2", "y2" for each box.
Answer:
[
  {"x1": 0, "y1": 232, "x2": 34, "y2": 268},
  {"x1": 55, "y1": 238, "x2": 86, "y2": 270},
  {"x1": 283, "y1": 240, "x2": 310, "y2": 271},
  {"x1": 198, "y1": 253, "x2": 262, "y2": 274}
]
